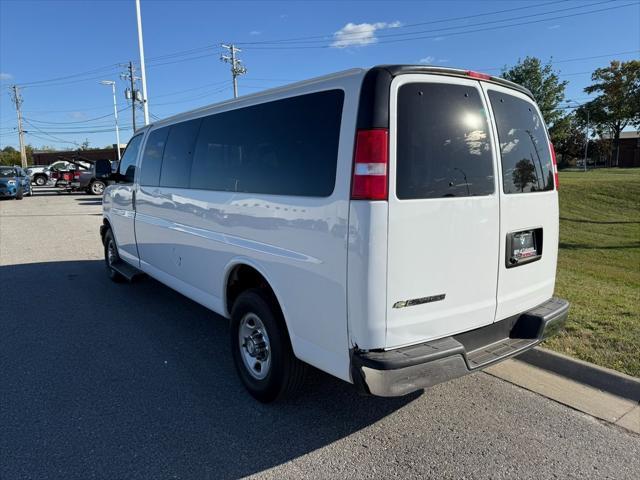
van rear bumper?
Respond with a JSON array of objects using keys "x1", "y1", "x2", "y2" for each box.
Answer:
[{"x1": 350, "y1": 297, "x2": 569, "y2": 397}]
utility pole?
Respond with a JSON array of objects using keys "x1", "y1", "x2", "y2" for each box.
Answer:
[
  {"x1": 135, "y1": 0, "x2": 150, "y2": 125},
  {"x1": 122, "y1": 62, "x2": 139, "y2": 131},
  {"x1": 10, "y1": 85, "x2": 27, "y2": 168},
  {"x1": 221, "y1": 44, "x2": 247, "y2": 98}
]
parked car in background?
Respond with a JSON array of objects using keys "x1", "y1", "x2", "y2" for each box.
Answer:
[
  {"x1": 51, "y1": 159, "x2": 113, "y2": 195},
  {"x1": 0, "y1": 165, "x2": 32, "y2": 199},
  {"x1": 25, "y1": 165, "x2": 49, "y2": 186}
]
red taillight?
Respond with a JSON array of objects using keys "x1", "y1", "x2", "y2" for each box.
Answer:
[
  {"x1": 466, "y1": 70, "x2": 492, "y2": 80},
  {"x1": 351, "y1": 128, "x2": 388, "y2": 200},
  {"x1": 73, "y1": 171, "x2": 81, "y2": 180},
  {"x1": 550, "y1": 143, "x2": 559, "y2": 189}
]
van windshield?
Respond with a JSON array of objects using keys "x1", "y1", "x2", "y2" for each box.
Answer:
[{"x1": 488, "y1": 91, "x2": 554, "y2": 194}]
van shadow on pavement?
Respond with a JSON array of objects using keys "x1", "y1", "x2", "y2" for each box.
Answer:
[{"x1": 0, "y1": 260, "x2": 417, "y2": 479}]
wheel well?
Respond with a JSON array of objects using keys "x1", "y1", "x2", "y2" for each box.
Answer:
[{"x1": 226, "y1": 264, "x2": 278, "y2": 315}]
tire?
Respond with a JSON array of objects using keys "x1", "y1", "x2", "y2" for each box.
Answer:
[
  {"x1": 34, "y1": 175, "x2": 46, "y2": 186},
  {"x1": 90, "y1": 180, "x2": 105, "y2": 195},
  {"x1": 230, "y1": 289, "x2": 307, "y2": 403},
  {"x1": 15, "y1": 188, "x2": 23, "y2": 200},
  {"x1": 103, "y1": 229, "x2": 126, "y2": 283}
]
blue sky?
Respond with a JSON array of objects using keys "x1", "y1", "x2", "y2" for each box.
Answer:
[{"x1": 1, "y1": 0, "x2": 639, "y2": 151}]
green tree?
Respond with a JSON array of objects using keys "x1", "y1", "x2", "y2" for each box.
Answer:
[
  {"x1": 0, "y1": 144, "x2": 34, "y2": 166},
  {"x1": 582, "y1": 60, "x2": 640, "y2": 166},
  {"x1": 552, "y1": 113, "x2": 588, "y2": 167},
  {"x1": 502, "y1": 56, "x2": 569, "y2": 138}
]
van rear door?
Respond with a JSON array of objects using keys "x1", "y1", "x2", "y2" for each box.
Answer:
[
  {"x1": 482, "y1": 84, "x2": 559, "y2": 321},
  {"x1": 385, "y1": 74, "x2": 501, "y2": 348}
]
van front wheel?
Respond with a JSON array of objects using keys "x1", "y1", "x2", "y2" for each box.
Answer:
[{"x1": 230, "y1": 289, "x2": 306, "y2": 402}]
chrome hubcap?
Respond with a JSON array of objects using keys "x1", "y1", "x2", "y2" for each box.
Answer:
[
  {"x1": 238, "y1": 313, "x2": 271, "y2": 380},
  {"x1": 93, "y1": 182, "x2": 104, "y2": 194}
]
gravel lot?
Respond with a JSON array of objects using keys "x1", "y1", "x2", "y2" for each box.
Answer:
[{"x1": 1, "y1": 189, "x2": 639, "y2": 480}]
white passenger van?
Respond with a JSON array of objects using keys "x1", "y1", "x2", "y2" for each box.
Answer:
[{"x1": 101, "y1": 66, "x2": 569, "y2": 402}]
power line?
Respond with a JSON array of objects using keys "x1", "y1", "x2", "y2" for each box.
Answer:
[
  {"x1": 242, "y1": 2, "x2": 639, "y2": 49},
  {"x1": 239, "y1": 0, "x2": 603, "y2": 46},
  {"x1": 23, "y1": 106, "x2": 130, "y2": 125},
  {"x1": 16, "y1": 63, "x2": 121, "y2": 87},
  {"x1": 9, "y1": 1, "x2": 635, "y2": 89},
  {"x1": 477, "y1": 50, "x2": 640, "y2": 72}
]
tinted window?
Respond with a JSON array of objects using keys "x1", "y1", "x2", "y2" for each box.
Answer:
[
  {"x1": 159, "y1": 119, "x2": 201, "y2": 188},
  {"x1": 396, "y1": 83, "x2": 494, "y2": 199},
  {"x1": 140, "y1": 127, "x2": 169, "y2": 186},
  {"x1": 118, "y1": 134, "x2": 143, "y2": 183},
  {"x1": 190, "y1": 90, "x2": 344, "y2": 196},
  {"x1": 489, "y1": 91, "x2": 553, "y2": 194}
]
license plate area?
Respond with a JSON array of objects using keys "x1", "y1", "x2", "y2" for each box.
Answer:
[{"x1": 506, "y1": 228, "x2": 543, "y2": 268}]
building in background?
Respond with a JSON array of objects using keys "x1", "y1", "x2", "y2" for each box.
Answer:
[{"x1": 31, "y1": 145, "x2": 125, "y2": 166}]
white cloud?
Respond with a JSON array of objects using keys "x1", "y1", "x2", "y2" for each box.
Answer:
[
  {"x1": 0, "y1": 73, "x2": 13, "y2": 81},
  {"x1": 418, "y1": 56, "x2": 435, "y2": 64},
  {"x1": 250, "y1": 30, "x2": 261, "y2": 36},
  {"x1": 331, "y1": 20, "x2": 402, "y2": 48},
  {"x1": 69, "y1": 111, "x2": 87, "y2": 120},
  {"x1": 547, "y1": 24, "x2": 561, "y2": 30},
  {"x1": 433, "y1": 36, "x2": 445, "y2": 42}
]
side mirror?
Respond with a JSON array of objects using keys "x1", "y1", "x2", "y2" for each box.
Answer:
[{"x1": 109, "y1": 171, "x2": 124, "y2": 182}]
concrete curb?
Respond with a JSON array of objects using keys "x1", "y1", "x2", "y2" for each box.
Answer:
[
  {"x1": 485, "y1": 359, "x2": 640, "y2": 434},
  {"x1": 517, "y1": 347, "x2": 640, "y2": 402}
]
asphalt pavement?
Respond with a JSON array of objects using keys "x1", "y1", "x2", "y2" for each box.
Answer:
[{"x1": 1, "y1": 189, "x2": 639, "y2": 480}]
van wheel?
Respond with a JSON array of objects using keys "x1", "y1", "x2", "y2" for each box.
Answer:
[
  {"x1": 90, "y1": 180, "x2": 105, "y2": 195},
  {"x1": 103, "y1": 229, "x2": 125, "y2": 283},
  {"x1": 231, "y1": 289, "x2": 307, "y2": 403}
]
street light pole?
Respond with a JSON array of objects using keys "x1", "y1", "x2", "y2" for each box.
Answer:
[
  {"x1": 100, "y1": 80, "x2": 121, "y2": 160},
  {"x1": 135, "y1": 0, "x2": 150, "y2": 125}
]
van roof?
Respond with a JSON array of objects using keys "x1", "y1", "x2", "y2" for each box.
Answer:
[{"x1": 143, "y1": 65, "x2": 534, "y2": 131}]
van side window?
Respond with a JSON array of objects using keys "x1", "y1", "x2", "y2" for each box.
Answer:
[
  {"x1": 396, "y1": 83, "x2": 494, "y2": 199},
  {"x1": 488, "y1": 91, "x2": 554, "y2": 194},
  {"x1": 190, "y1": 90, "x2": 344, "y2": 197},
  {"x1": 118, "y1": 134, "x2": 143, "y2": 183},
  {"x1": 159, "y1": 119, "x2": 202, "y2": 189},
  {"x1": 140, "y1": 127, "x2": 169, "y2": 186}
]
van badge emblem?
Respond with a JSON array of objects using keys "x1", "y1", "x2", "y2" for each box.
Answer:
[{"x1": 393, "y1": 294, "x2": 446, "y2": 309}]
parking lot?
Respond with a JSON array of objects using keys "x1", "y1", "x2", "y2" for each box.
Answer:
[{"x1": 1, "y1": 189, "x2": 639, "y2": 479}]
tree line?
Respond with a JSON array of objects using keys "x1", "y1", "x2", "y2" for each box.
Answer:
[{"x1": 502, "y1": 58, "x2": 640, "y2": 168}]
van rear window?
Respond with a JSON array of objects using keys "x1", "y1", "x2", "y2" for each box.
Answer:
[
  {"x1": 488, "y1": 91, "x2": 553, "y2": 194},
  {"x1": 396, "y1": 83, "x2": 495, "y2": 199}
]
